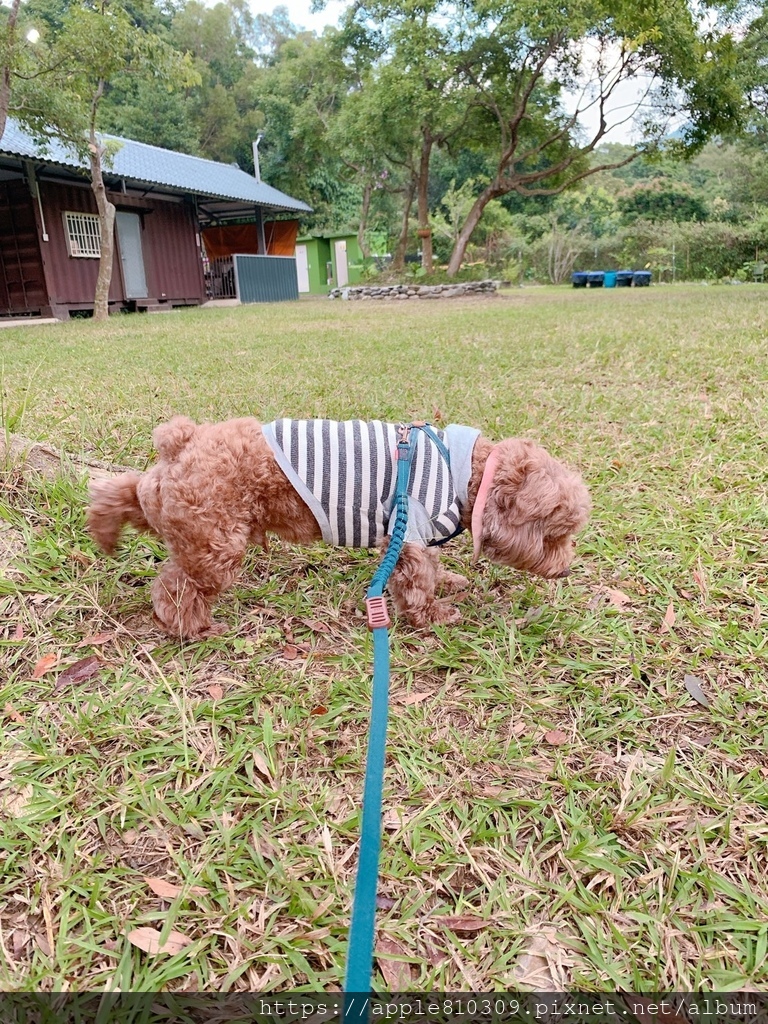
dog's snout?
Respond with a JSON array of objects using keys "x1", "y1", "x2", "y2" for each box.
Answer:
[{"x1": 557, "y1": 567, "x2": 571, "y2": 579}]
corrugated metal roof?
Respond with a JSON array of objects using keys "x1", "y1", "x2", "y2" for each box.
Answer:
[{"x1": 0, "y1": 118, "x2": 312, "y2": 213}]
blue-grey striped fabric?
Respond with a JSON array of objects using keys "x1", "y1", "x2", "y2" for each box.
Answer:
[{"x1": 262, "y1": 419, "x2": 476, "y2": 548}]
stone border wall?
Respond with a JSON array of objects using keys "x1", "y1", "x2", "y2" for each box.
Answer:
[{"x1": 329, "y1": 279, "x2": 500, "y2": 300}]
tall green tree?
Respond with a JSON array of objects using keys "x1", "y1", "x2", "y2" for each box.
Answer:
[
  {"x1": 337, "y1": 0, "x2": 471, "y2": 270},
  {"x1": 160, "y1": 0, "x2": 297, "y2": 166},
  {"x1": 344, "y1": 0, "x2": 745, "y2": 274},
  {"x1": 0, "y1": 0, "x2": 22, "y2": 141},
  {"x1": 16, "y1": 0, "x2": 197, "y2": 319},
  {"x1": 249, "y1": 29, "x2": 364, "y2": 223}
]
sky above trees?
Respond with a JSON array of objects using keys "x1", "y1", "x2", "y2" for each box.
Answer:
[{"x1": 275, "y1": 0, "x2": 345, "y2": 34}]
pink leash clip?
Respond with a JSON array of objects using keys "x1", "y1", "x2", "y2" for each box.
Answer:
[{"x1": 366, "y1": 595, "x2": 391, "y2": 630}]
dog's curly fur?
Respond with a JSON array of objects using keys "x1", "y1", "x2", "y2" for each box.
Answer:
[{"x1": 87, "y1": 416, "x2": 591, "y2": 638}]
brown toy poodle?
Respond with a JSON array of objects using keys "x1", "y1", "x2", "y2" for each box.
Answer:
[{"x1": 87, "y1": 416, "x2": 591, "y2": 638}]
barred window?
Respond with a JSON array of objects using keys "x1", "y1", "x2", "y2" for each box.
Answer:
[{"x1": 63, "y1": 211, "x2": 101, "y2": 258}]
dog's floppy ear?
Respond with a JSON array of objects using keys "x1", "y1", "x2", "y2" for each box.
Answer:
[
  {"x1": 491, "y1": 439, "x2": 576, "y2": 525},
  {"x1": 153, "y1": 416, "x2": 197, "y2": 460},
  {"x1": 488, "y1": 439, "x2": 541, "y2": 518}
]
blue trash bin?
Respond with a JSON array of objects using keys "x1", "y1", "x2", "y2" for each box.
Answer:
[
  {"x1": 603, "y1": 271, "x2": 617, "y2": 288},
  {"x1": 616, "y1": 270, "x2": 634, "y2": 287},
  {"x1": 632, "y1": 270, "x2": 652, "y2": 287},
  {"x1": 571, "y1": 272, "x2": 588, "y2": 288},
  {"x1": 587, "y1": 271, "x2": 605, "y2": 287}
]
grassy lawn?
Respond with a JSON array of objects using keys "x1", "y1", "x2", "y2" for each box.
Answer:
[{"x1": 1, "y1": 283, "x2": 767, "y2": 991}]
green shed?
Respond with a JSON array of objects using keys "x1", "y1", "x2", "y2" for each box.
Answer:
[
  {"x1": 295, "y1": 235, "x2": 331, "y2": 295},
  {"x1": 295, "y1": 232, "x2": 364, "y2": 294}
]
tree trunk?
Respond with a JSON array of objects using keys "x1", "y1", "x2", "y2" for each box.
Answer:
[
  {"x1": 357, "y1": 181, "x2": 372, "y2": 258},
  {"x1": 416, "y1": 132, "x2": 433, "y2": 272},
  {"x1": 89, "y1": 140, "x2": 116, "y2": 322},
  {"x1": 446, "y1": 185, "x2": 495, "y2": 277},
  {"x1": 392, "y1": 179, "x2": 416, "y2": 272},
  {"x1": 88, "y1": 83, "x2": 116, "y2": 323},
  {"x1": 0, "y1": 0, "x2": 22, "y2": 143}
]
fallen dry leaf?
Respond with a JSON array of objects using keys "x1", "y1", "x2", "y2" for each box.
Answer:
[
  {"x1": 302, "y1": 618, "x2": 331, "y2": 634},
  {"x1": 544, "y1": 729, "x2": 569, "y2": 746},
  {"x1": 207, "y1": 684, "x2": 224, "y2": 700},
  {"x1": 424, "y1": 941, "x2": 448, "y2": 967},
  {"x1": 144, "y1": 877, "x2": 207, "y2": 900},
  {"x1": 4, "y1": 703, "x2": 25, "y2": 724},
  {"x1": 126, "y1": 926, "x2": 193, "y2": 956},
  {"x1": 252, "y1": 749, "x2": 274, "y2": 782},
  {"x1": 12, "y1": 929, "x2": 29, "y2": 958},
  {"x1": 660, "y1": 600, "x2": 676, "y2": 633},
  {"x1": 77, "y1": 631, "x2": 115, "y2": 648},
  {"x1": 251, "y1": 832, "x2": 279, "y2": 861},
  {"x1": 376, "y1": 935, "x2": 413, "y2": 989},
  {"x1": 518, "y1": 605, "x2": 544, "y2": 625},
  {"x1": 0, "y1": 784, "x2": 33, "y2": 816},
  {"x1": 513, "y1": 927, "x2": 569, "y2": 990},
  {"x1": 55, "y1": 655, "x2": 102, "y2": 691},
  {"x1": 144, "y1": 877, "x2": 181, "y2": 899},
  {"x1": 310, "y1": 704, "x2": 328, "y2": 716},
  {"x1": 382, "y1": 808, "x2": 407, "y2": 830},
  {"x1": 684, "y1": 674, "x2": 710, "y2": 708},
  {"x1": 13, "y1": 623, "x2": 24, "y2": 641},
  {"x1": 31, "y1": 652, "x2": 59, "y2": 679},
  {"x1": 481, "y1": 785, "x2": 506, "y2": 798},
  {"x1": 393, "y1": 690, "x2": 433, "y2": 706},
  {"x1": 589, "y1": 587, "x2": 632, "y2": 611},
  {"x1": 432, "y1": 915, "x2": 488, "y2": 933},
  {"x1": 282, "y1": 644, "x2": 299, "y2": 660}
]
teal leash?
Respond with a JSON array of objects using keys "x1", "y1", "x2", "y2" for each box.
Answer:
[{"x1": 343, "y1": 425, "x2": 415, "y2": 1017}]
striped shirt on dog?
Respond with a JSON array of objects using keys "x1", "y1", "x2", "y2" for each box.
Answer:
[{"x1": 262, "y1": 419, "x2": 480, "y2": 548}]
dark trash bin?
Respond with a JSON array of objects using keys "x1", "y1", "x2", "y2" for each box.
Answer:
[
  {"x1": 587, "y1": 271, "x2": 605, "y2": 287},
  {"x1": 632, "y1": 270, "x2": 652, "y2": 287},
  {"x1": 571, "y1": 272, "x2": 588, "y2": 288},
  {"x1": 616, "y1": 270, "x2": 634, "y2": 287}
]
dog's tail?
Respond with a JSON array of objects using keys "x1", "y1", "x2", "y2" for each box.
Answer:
[
  {"x1": 87, "y1": 472, "x2": 149, "y2": 555},
  {"x1": 153, "y1": 415, "x2": 197, "y2": 461}
]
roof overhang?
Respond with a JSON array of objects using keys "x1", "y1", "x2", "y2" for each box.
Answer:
[
  {"x1": 0, "y1": 152, "x2": 306, "y2": 221},
  {"x1": 0, "y1": 119, "x2": 312, "y2": 217}
]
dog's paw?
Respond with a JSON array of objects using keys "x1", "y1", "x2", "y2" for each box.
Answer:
[
  {"x1": 200, "y1": 622, "x2": 228, "y2": 638},
  {"x1": 431, "y1": 599, "x2": 462, "y2": 625},
  {"x1": 403, "y1": 599, "x2": 462, "y2": 628},
  {"x1": 438, "y1": 571, "x2": 470, "y2": 595},
  {"x1": 151, "y1": 613, "x2": 226, "y2": 640}
]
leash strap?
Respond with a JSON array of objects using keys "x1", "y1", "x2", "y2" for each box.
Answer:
[
  {"x1": 343, "y1": 425, "x2": 414, "y2": 1011},
  {"x1": 413, "y1": 420, "x2": 450, "y2": 466}
]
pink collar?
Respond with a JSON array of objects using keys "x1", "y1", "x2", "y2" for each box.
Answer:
[{"x1": 471, "y1": 444, "x2": 501, "y2": 561}]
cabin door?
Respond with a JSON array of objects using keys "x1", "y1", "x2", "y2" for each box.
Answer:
[
  {"x1": 116, "y1": 211, "x2": 148, "y2": 299},
  {"x1": 295, "y1": 244, "x2": 310, "y2": 292},
  {"x1": 334, "y1": 239, "x2": 349, "y2": 287}
]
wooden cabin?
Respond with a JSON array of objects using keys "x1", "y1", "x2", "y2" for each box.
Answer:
[{"x1": 0, "y1": 120, "x2": 311, "y2": 319}]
